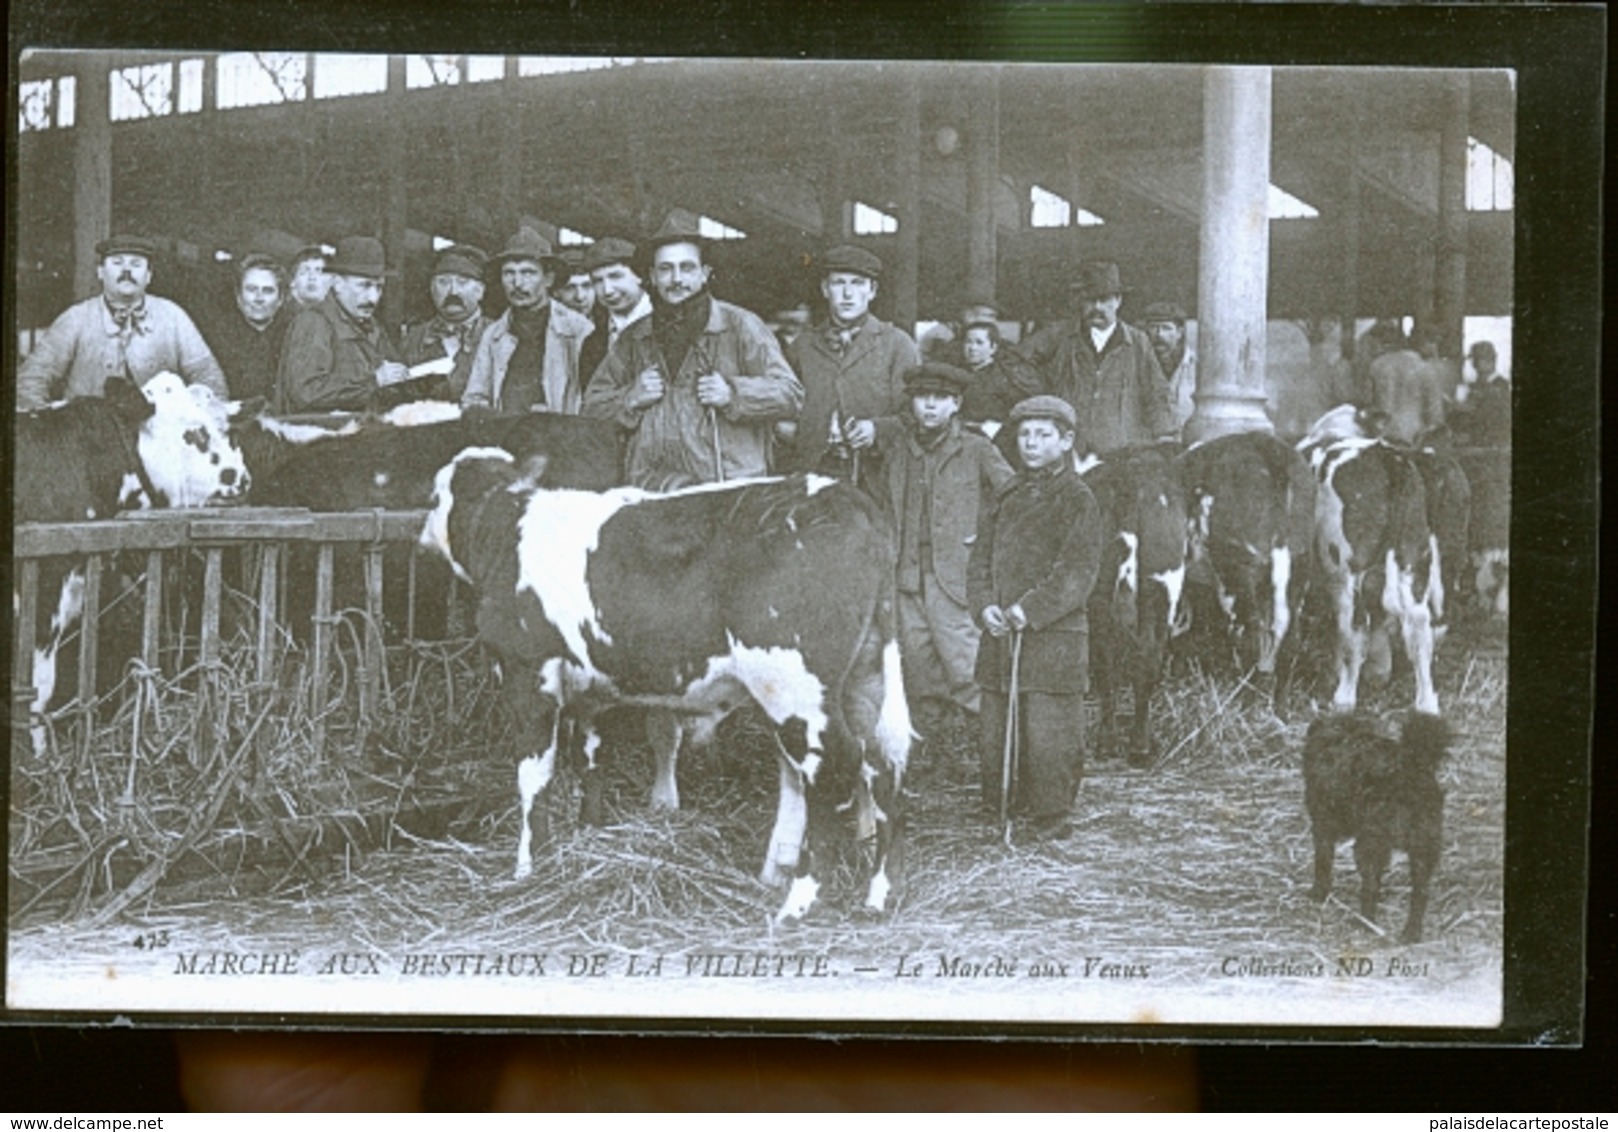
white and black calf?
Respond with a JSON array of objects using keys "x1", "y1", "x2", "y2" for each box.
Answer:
[
  {"x1": 1299, "y1": 428, "x2": 1442, "y2": 714},
  {"x1": 15, "y1": 374, "x2": 251, "y2": 752},
  {"x1": 421, "y1": 453, "x2": 912, "y2": 922},
  {"x1": 1082, "y1": 445, "x2": 1189, "y2": 766},
  {"x1": 1178, "y1": 431, "x2": 1315, "y2": 685}
]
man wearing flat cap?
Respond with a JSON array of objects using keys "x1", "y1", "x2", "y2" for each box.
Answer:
[
  {"x1": 1020, "y1": 260, "x2": 1176, "y2": 456},
  {"x1": 780, "y1": 243, "x2": 919, "y2": 477},
  {"x1": 289, "y1": 245, "x2": 332, "y2": 311},
  {"x1": 400, "y1": 243, "x2": 491, "y2": 403},
  {"x1": 1142, "y1": 300, "x2": 1197, "y2": 434},
  {"x1": 463, "y1": 227, "x2": 594, "y2": 416},
  {"x1": 866, "y1": 362, "x2": 1014, "y2": 745},
  {"x1": 18, "y1": 234, "x2": 228, "y2": 411},
  {"x1": 576, "y1": 236, "x2": 652, "y2": 395},
  {"x1": 967, "y1": 394, "x2": 1103, "y2": 842},
  {"x1": 583, "y1": 211, "x2": 801, "y2": 488},
  {"x1": 276, "y1": 235, "x2": 406, "y2": 413}
]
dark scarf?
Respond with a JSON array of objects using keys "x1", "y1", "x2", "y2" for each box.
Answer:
[
  {"x1": 503, "y1": 301, "x2": 551, "y2": 411},
  {"x1": 650, "y1": 289, "x2": 712, "y2": 378}
]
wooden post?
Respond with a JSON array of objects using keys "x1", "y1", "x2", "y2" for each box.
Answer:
[
  {"x1": 199, "y1": 547, "x2": 223, "y2": 669},
  {"x1": 1187, "y1": 66, "x2": 1275, "y2": 442},
  {"x1": 141, "y1": 549, "x2": 164, "y2": 671},
  {"x1": 14, "y1": 560, "x2": 40, "y2": 764},
  {"x1": 362, "y1": 544, "x2": 385, "y2": 724},
  {"x1": 256, "y1": 543, "x2": 280, "y2": 684},
  {"x1": 76, "y1": 554, "x2": 104, "y2": 757},
  {"x1": 1433, "y1": 73, "x2": 1470, "y2": 363},
  {"x1": 892, "y1": 73, "x2": 922, "y2": 333},
  {"x1": 381, "y1": 55, "x2": 409, "y2": 334},
  {"x1": 310, "y1": 544, "x2": 335, "y2": 754},
  {"x1": 966, "y1": 67, "x2": 1001, "y2": 302},
  {"x1": 73, "y1": 56, "x2": 113, "y2": 299}
]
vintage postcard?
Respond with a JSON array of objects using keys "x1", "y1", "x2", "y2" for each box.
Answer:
[{"x1": 4, "y1": 24, "x2": 1597, "y2": 1042}]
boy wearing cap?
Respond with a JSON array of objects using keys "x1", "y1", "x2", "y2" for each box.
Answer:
[
  {"x1": 967, "y1": 394, "x2": 1103, "y2": 840},
  {"x1": 18, "y1": 234, "x2": 228, "y2": 411},
  {"x1": 400, "y1": 243, "x2": 491, "y2": 403},
  {"x1": 277, "y1": 235, "x2": 407, "y2": 413},
  {"x1": 781, "y1": 244, "x2": 919, "y2": 478},
  {"x1": 867, "y1": 362, "x2": 1015, "y2": 743},
  {"x1": 576, "y1": 236, "x2": 651, "y2": 394}
]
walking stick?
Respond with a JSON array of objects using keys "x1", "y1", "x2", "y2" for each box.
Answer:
[
  {"x1": 708, "y1": 407, "x2": 725, "y2": 483},
  {"x1": 1001, "y1": 627, "x2": 1024, "y2": 844}
]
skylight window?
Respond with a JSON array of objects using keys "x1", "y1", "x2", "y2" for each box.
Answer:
[
  {"x1": 1466, "y1": 137, "x2": 1513, "y2": 211},
  {"x1": 110, "y1": 63, "x2": 173, "y2": 121},
  {"x1": 218, "y1": 52, "x2": 307, "y2": 108},
  {"x1": 558, "y1": 227, "x2": 595, "y2": 247},
  {"x1": 407, "y1": 55, "x2": 461, "y2": 89},
  {"x1": 1267, "y1": 183, "x2": 1319, "y2": 219},
  {"x1": 1030, "y1": 185, "x2": 1071, "y2": 228},
  {"x1": 852, "y1": 202, "x2": 898, "y2": 236},
  {"x1": 313, "y1": 54, "x2": 387, "y2": 100},
  {"x1": 699, "y1": 216, "x2": 747, "y2": 241}
]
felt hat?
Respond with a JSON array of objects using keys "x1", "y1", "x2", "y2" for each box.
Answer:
[
  {"x1": 325, "y1": 236, "x2": 389, "y2": 279},
  {"x1": 1009, "y1": 394, "x2": 1077, "y2": 431},
  {"x1": 1141, "y1": 301, "x2": 1188, "y2": 325},
  {"x1": 642, "y1": 209, "x2": 708, "y2": 255},
  {"x1": 431, "y1": 243, "x2": 488, "y2": 281},
  {"x1": 1070, "y1": 260, "x2": 1125, "y2": 299},
  {"x1": 581, "y1": 237, "x2": 639, "y2": 274},
  {"x1": 821, "y1": 244, "x2": 883, "y2": 281},
  {"x1": 903, "y1": 362, "x2": 971, "y2": 397},
  {"x1": 493, "y1": 227, "x2": 566, "y2": 272},
  {"x1": 95, "y1": 234, "x2": 157, "y2": 261}
]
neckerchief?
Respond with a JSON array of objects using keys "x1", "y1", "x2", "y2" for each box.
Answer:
[{"x1": 651, "y1": 289, "x2": 712, "y2": 378}]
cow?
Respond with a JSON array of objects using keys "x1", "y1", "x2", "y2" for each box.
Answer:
[
  {"x1": 237, "y1": 405, "x2": 625, "y2": 645},
  {"x1": 1178, "y1": 431, "x2": 1315, "y2": 688},
  {"x1": 1299, "y1": 426, "x2": 1442, "y2": 715},
  {"x1": 420, "y1": 451, "x2": 912, "y2": 923},
  {"x1": 15, "y1": 374, "x2": 251, "y2": 753},
  {"x1": 1081, "y1": 445, "x2": 1188, "y2": 766},
  {"x1": 1454, "y1": 446, "x2": 1510, "y2": 619}
]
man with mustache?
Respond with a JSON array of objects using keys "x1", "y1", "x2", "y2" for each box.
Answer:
[
  {"x1": 779, "y1": 244, "x2": 919, "y2": 478},
  {"x1": 18, "y1": 234, "x2": 228, "y2": 411},
  {"x1": 276, "y1": 235, "x2": 406, "y2": 413},
  {"x1": 1019, "y1": 260, "x2": 1176, "y2": 457},
  {"x1": 582, "y1": 211, "x2": 801, "y2": 488},
  {"x1": 399, "y1": 243, "x2": 491, "y2": 404},
  {"x1": 201, "y1": 252, "x2": 292, "y2": 404},
  {"x1": 1141, "y1": 300, "x2": 1197, "y2": 435},
  {"x1": 462, "y1": 227, "x2": 594, "y2": 415}
]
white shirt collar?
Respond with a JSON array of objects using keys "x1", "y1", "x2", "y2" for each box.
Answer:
[
  {"x1": 1089, "y1": 322, "x2": 1117, "y2": 354},
  {"x1": 609, "y1": 293, "x2": 653, "y2": 334}
]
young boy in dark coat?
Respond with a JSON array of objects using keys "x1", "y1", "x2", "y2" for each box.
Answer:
[{"x1": 967, "y1": 395, "x2": 1104, "y2": 840}]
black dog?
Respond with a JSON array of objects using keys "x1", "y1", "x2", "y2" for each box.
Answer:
[{"x1": 1303, "y1": 710, "x2": 1449, "y2": 943}]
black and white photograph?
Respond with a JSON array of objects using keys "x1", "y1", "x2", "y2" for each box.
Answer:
[{"x1": 3, "y1": 20, "x2": 1597, "y2": 1044}]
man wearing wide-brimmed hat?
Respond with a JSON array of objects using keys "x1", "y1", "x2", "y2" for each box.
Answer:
[
  {"x1": 1020, "y1": 259, "x2": 1176, "y2": 455},
  {"x1": 400, "y1": 243, "x2": 492, "y2": 403},
  {"x1": 582, "y1": 211, "x2": 801, "y2": 488},
  {"x1": 780, "y1": 243, "x2": 919, "y2": 477},
  {"x1": 462, "y1": 227, "x2": 595, "y2": 415},
  {"x1": 276, "y1": 235, "x2": 406, "y2": 413},
  {"x1": 18, "y1": 233, "x2": 228, "y2": 410},
  {"x1": 575, "y1": 236, "x2": 651, "y2": 394}
]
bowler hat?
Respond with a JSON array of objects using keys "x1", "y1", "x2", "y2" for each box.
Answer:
[
  {"x1": 96, "y1": 234, "x2": 157, "y2": 261},
  {"x1": 903, "y1": 362, "x2": 970, "y2": 397},
  {"x1": 326, "y1": 236, "x2": 389, "y2": 279},
  {"x1": 581, "y1": 237, "x2": 638, "y2": 274},
  {"x1": 1009, "y1": 394, "x2": 1077, "y2": 431},
  {"x1": 431, "y1": 243, "x2": 488, "y2": 281},
  {"x1": 1142, "y1": 301, "x2": 1188, "y2": 325},
  {"x1": 1070, "y1": 260, "x2": 1125, "y2": 299},
  {"x1": 643, "y1": 209, "x2": 708, "y2": 254},
  {"x1": 821, "y1": 244, "x2": 883, "y2": 281},
  {"x1": 493, "y1": 227, "x2": 566, "y2": 271}
]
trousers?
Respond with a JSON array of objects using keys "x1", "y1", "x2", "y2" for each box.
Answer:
[{"x1": 979, "y1": 689, "x2": 1086, "y2": 823}]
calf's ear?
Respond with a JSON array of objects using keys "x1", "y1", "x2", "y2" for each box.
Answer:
[
  {"x1": 515, "y1": 453, "x2": 551, "y2": 489},
  {"x1": 104, "y1": 377, "x2": 157, "y2": 423}
]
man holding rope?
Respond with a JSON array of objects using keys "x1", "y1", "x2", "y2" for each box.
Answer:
[
  {"x1": 967, "y1": 395, "x2": 1103, "y2": 842},
  {"x1": 582, "y1": 211, "x2": 801, "y2": 489}
]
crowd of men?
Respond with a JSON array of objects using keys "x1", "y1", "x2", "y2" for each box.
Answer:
[{"x1": 13, "y1": 220, "x2": 1511, "y2": 841}]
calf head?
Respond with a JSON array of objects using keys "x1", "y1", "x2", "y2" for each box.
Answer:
[
  {"x1": 421, "y1": 447, "x2": 522, "y2": 580},
  {"x1": 138, "y1": 373, "x2": 251, "y2": 507}
]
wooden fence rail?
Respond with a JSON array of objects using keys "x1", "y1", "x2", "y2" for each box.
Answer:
[{"x1": 12, "y1": 506, "x2": 435, "y2": 765}]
